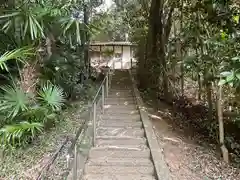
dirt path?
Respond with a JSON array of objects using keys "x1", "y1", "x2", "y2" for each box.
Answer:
[{"x1": 143, "y1": 98, "x2": 240, "y2": 180}]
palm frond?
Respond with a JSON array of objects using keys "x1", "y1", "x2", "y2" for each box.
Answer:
[
  {"x1": 60, "y1": 17, "x2": 84, "y2": 44},
  {"x1": 0, "y1": 85, "x2": 30, "y2": 119},
  {"x1": 38, "y1": 82, "x2": 65, "y2": 111},
  {"x1": 0, "y1": 47, "x2": 34, "y2": 71},
  {"x1": 21, "y1": 104, "x2": 58, "y2": 123},
  {"x1": 21, "y1": 105, "x2": 47, "y2": 121},
  {"x1": 0, "y1": 9, "x2": 45, "y2": 40},
  {"x1": 0, "y1": 121, "x2": 43, "y2": 147},
  {"x1": 0, "y1": 11, "x2": 20, "y2": 19}
]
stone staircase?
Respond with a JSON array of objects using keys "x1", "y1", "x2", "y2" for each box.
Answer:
[{"x1": 82, "y1": 70, "x2": 158, "y2": 180}]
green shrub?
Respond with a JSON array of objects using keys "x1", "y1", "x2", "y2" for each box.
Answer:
[
  {"x1": 0, "y1": 85, "x2": 30, "y2": 120},
  {"x1": 39, "y1": 51, "x2": 85, "y2": 98},
  {"x1": 21, "y1": 105, "x2": 57, "y2": 124},
  {"x1": 0, "y1": 121, "x2": 43, "y2": 148},
  {"x1": 38, "y1": 82, "x2": 65, "y2": 111},
  {"x1": 0, "y1": 82, "x2": 65, "y2": 148}
]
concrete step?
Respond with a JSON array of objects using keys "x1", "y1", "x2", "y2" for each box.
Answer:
[
  {"x1": 83, "y1": 174, "x2": 156, "y2": 180},
  {"x1": 105, "y1": 97, "x2": 135, "y2": 100},
  {"x1": 102, "y1": 108, "x2": 139, "y2": 114},
  {"x1": 98, "y1": 120, "x2": 142, "y2": 128},
  {"x1": 99, "y1": 114, "x2": 141, "y2": 121},
  {"x1": 103, "y1": 110, "x2": 139, "y2": 116},
  {"x1": 96, "y1": 127, "x2": 145, "y2": 137},
  {"x1": 109, "y1": 88, "x2": 132, "y2": 90},
  {"x1": 111, "y1": 82, "x2": 131, "y2": 84},
  {"x1": 109, "y1": 89, "x2": 133, "y2": 93},
  {"x1": 105, "y1": 100, "x2": 135, "y2": 103},
  {"x1": 111, "y1": 73, "x2": 130, "y2": 75},
  {"x1": 89, "y1": 147, "x2": 151, "y2": 159},
  {"x1": 104, "y1": 101, "x2": 136, "y2": 105},
  {"x1": 98, "y1": 103, "x2": 136, "y2": 107},
  {"x1": 111, "y1": 83, "x2": 133, "y2": 86},
  {"x1": 109, "y1": 87, "x2": 132, "y2": 90},
  {"x1": 108, "y1": 90, "x2": 133, "y2": 93},
  {"x1": 110, "y1": 83, "x2": 131, "y2": 86},
  {"x1": 111, "y1": 74, "x2": 129, "y2": 77},
  {"x1": 96, "y1": 136, "x2": 147, "y2": 147},
  {"x1": 111, "y1": 77, "x2": 130, "y2": 80},
  {"x1": 107, "y1": 95, "x2": 134, "y2": 99},
  {"x1": 105, "y1": 99, "x2": 135, "y2": 105},
  {"x1": 103, "y1": 104, "x2": 137, "y2": 111},
  {"x1": 97, "y1": 106, "x2": 138, "y2": 113},
  {"x1": 86, "y1": 157, "x2": 153, "y2": 167},
  {"x1": 84, "y1": 165, "x2": 155, "y2": 175},
  {"x1": 108, "y1": 92, "x2": 133, "y2": 96}
]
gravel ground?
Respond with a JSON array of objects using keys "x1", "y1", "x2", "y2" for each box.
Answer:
[{"x1": 144, "y1": 98, "x2": 240, "y2": 180}]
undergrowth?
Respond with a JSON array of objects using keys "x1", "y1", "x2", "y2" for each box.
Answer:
[{"x1": 0, "y1": 100, "x2": 88, "y2": 179}]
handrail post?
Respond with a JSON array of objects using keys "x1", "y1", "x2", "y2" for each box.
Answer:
[
  {"x1": 102, "y1": 85, "x2": 105, "y2": 113},
  {"x1": 109, "y1": 69, "x2": 111, "y2": 88},
  {"x1": 93, "y1": 102, "x2": 96, "y2": 147},
  {"x1": 106, "y1": 75, "x2": 109, "y2": 97},
  {"x1": 130, "y1": 58, "x2": 132, "y2": 70},
  {"x1": 72, "y1": 145, "x2": 77, "y2": 180},
  {"x1": 111, "y1": 60, "x2": 115, "y2": 84}
]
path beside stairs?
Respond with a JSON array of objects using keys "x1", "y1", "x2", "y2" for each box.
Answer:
[{"x1": 82, "y1": 70, "x2": 169, "y2": 180}]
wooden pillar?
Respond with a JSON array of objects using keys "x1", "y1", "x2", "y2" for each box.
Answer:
[
  {"x1": 113, "y1": 45, "x2": 115, "y2": 57},
  {"x1": 130, "y1": 46, "x2": 132, "y2": 58},
  {"x1": 121, "y1": 45, "x2": 123, "y2": 69},
  {"x1": 100, "y1": 45, "x2": 102, "y2": 62},
  {"x1": 130, "y1": 46, "x2": 132, "y2": 69},
  {"x1": 113, "y1": 45, "x2": 115, "y2": 68}
]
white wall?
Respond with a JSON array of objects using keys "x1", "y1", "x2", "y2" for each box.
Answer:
[
  {"x1": 111, "y1": 46, "x2": 131, "y2": 69},
  {"x1": 90, "y1": 45, "x2": 133, "y2": 69},
  {"x1": 122, "y1": 46, "x2": 131, "y2": 69}
]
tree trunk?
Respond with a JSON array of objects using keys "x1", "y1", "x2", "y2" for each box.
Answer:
[
  {"x1": 206, "y1": 81, "x2": 213, "y2": 121},
  {"x1": 180, "y1": 57, "x2": 184, "y2": 96},
  {"x1": 217, "y1": 84, "x2": 229, "y2": 163},
  {"x1": 20, "y1": 61, "x2": 39, "y2": 96},
  {"x1": 180, "y1": 0, "x2": 184, "y2": 96},
  {"x1": 84, "y1": 4, "x2": 90, "y2": 77},
  {"x1": 141, "y1": 0, "x2": 162, "y2": 93},
  {"x1": 46, "y1": 33, "x2": 55, "y2": 60},
  {"x1": 176, "y1": 39, "x2": 182, "y2": 92},
  {"x1": 172, "y1": 21, "x2": 177, "y2": 90},
  {"x1": 197, "y1": 72, "x2": 202, "y2": 100},
  {"x1": 137, "y1": 37, "x2": 148, "y2": 88},
  {"x1": 161, "y1": 4, "x2": 174, "y2": 101},
  {"x1": 195, "y1": 49, "x2": 202, "y2": 100},
  {"x1": 160, "y1": 47, "x2": 169, "y2": 100}
]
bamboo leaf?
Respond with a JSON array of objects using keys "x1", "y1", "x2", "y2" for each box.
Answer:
[
  {"x1": 23, "y1": 18, "x2": 29, "y2": 38},
  {"x1": 2, "y1": 21, "x2": 12, "y2": 32},
  {"x1": 29, "y1": 15, "x2": 34, "y2": 40},
  {"x1": 0, "y1": 12, "x2": 20, "y2": 19},
  {"x1": 218, "y1": 79, "x2": 226, "y2": 86},
  {"x1": 226, "y1": 74, "x2": 235, "y2": 83},
  {"x1": 220, "y1": 71, "x2": 232, "y2": 77},
  {"x1": 76, "y1": 21, "x2": 81, "y2": 44},
  {"x1": 62, "y1": 18, "x2": 74, "y2": 35},
  {"x1": 32, "y1": 15, "x2": 45, "y2": 38},
  {"x1": 236, "y1": 73, "x2": 240, "y2": 80}
]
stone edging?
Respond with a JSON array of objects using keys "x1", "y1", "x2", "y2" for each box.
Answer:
[{"x1": 128, "y1": 70, "x2": 171, "y2": 180}]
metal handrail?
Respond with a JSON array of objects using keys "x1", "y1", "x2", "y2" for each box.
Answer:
[
  {"x1": 70, "y1": 59, "x2": 115, "y2": 179},
  {"x1": 90, "y1": 60, "x2": 115, "y2": 145}
]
